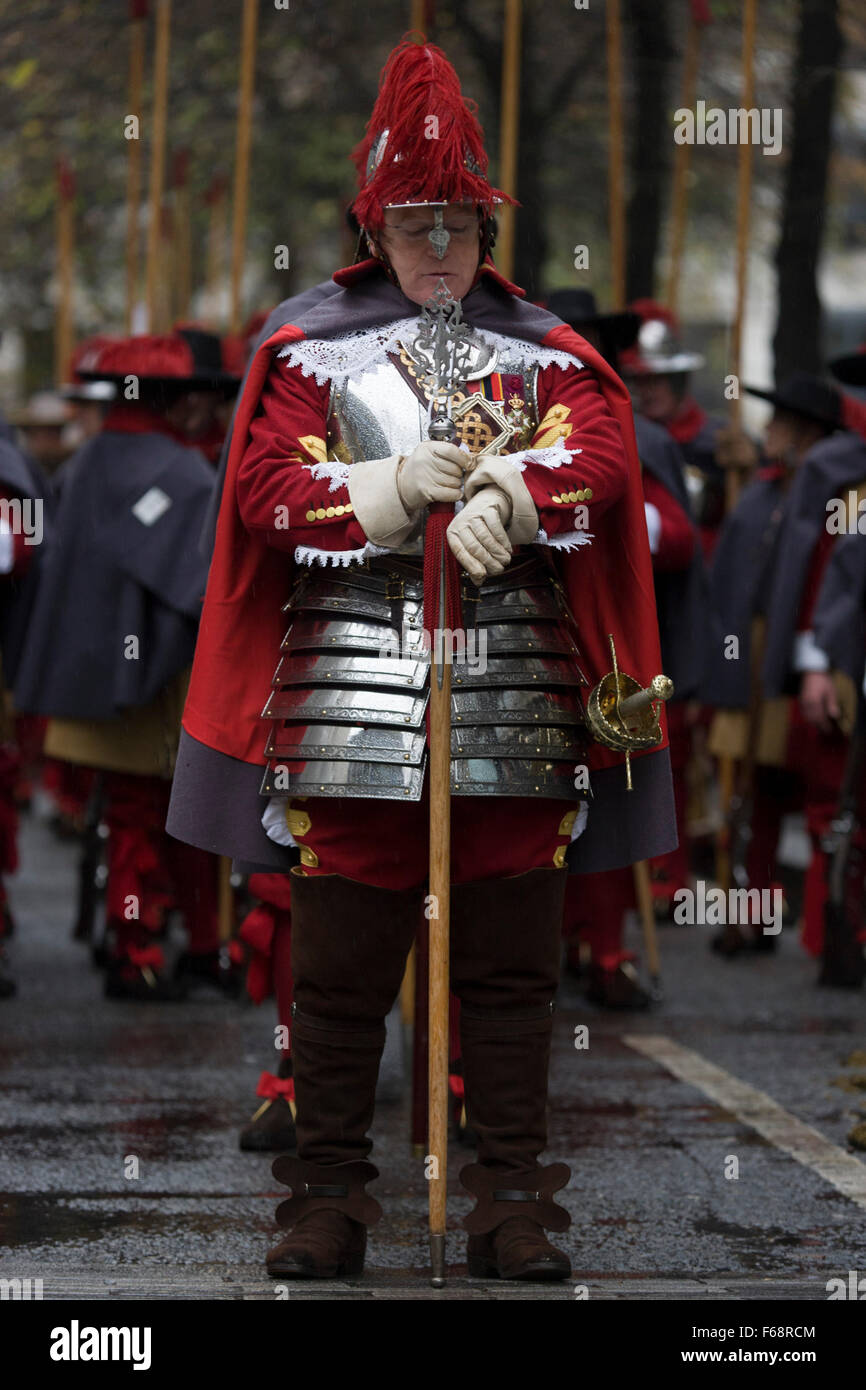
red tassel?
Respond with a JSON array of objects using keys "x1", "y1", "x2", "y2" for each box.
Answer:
[
  {"x1": 351, "y1": 36, "x2": 514, "y2": 231},
  {"x1": 423, "y1": 503, "x2": 463, "y2": 741}
]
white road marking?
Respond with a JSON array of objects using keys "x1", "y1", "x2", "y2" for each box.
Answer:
[{"x1": 623, "y1": 1033, "x2": 866, "y2": 1211}]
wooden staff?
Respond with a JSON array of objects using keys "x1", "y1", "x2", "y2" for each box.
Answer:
[
  {"x1": 410, "y1": 0, "x2": 436, "y2": 28},
  {"x1": 497, "y1": 0, "x2": 522, "y2": 283},
  {"x1": 144, "y1": 0, "x2": 171, "y2": 332},
  {"x1": 427, "y1": 526, "x2": 452, "y2": 1288},
  {"x1": 716, "y1": 0, "x2": 758, "y2": 892},
  {"x1": 605, "y1": 0, "x2": 626, "y2": 309},
  {"x1": 54, "y1": 159, "x2": 75, "y2": 386},
  {"x1": 125, "y1": 1, "x2": 148, "y2": 333},
  {"x1": 205, "y1": 175, "x2": 228, "y2": 325},
  {"x1": 229, "y1": 0, "x2": 259, "y2": 335},
  {"x1": 632, "y1": 860, "x2": 662, "y2": 997},
  {"x1": 728, "y1": 0, "x2": 757, "y2": 504},
  {"x1": 172, "y1": 148, "x2": 192, "y2": 321},
  {"x1": 217, "y1": 856, "x2": 234, "y2": 943},
  {"x1": 666, "y1": 2, "x2": 712, "y2": 315}
]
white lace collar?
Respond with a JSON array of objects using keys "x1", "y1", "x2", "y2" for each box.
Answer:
[{"x1": 277, "y1": 317, "x2": 581, "y2": 387}]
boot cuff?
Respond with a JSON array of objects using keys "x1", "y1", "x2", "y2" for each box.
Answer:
[
  {"x1": 460, "y1": 1161, "x2": 571, "y2": 1234},
  {"x1": 272, "y1": 1156, "x2": 383, "y2": 1228}
]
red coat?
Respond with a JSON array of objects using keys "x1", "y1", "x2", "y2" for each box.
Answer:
[{"x1": 172, "y1": 264, "x2": 675, "y2": 873}]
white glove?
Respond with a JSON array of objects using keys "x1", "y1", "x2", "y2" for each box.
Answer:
[
  {"x1": 446, "y1": 486, "x2": 512, "y2": 585},
  {"x1": 396, "y1": 440, "x2": 468, "y2": 512}
]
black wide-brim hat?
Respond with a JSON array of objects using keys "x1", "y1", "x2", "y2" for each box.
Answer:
[
  {"x1": 744, "y1": 371, "x2": 842, "y2": 430},
  {"x1": 546, "y1": 289, "x2": 640, "y2": 353},
  {"x1": 828, "y1": 349, "x2": 866, "y2": 387},
  {"x1": 76, "y1": 328, "x2": 240, "y2": 397}
]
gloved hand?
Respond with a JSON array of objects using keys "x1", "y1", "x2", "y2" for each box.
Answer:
[
  {"x1": 396, "y1": 440, "x2": 468, "y2": 512},
  {"x1": 446, "y1": 486, "x2": 512, "y2": 585}
]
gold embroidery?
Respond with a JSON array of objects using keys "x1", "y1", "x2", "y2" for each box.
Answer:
[
  {"x1": 298, "y1": 434, "x2": 328, "y2": 464},
  {"x1": 286, "y1": 805, "x2": 311, "y2": 837},
  {"x1": 533, "y1": 402, "x2": 572, "y2": 450}
]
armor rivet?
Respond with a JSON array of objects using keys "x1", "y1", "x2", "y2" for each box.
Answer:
[
  {"x1": 404, "y1": 753, "x2": 409, "y2": 760},
  {"x1": 404, "y1": 717, "x2": 411, "y2": 723},
  {"x1": 455, "y1": 783, "x2": 460, "y2": 790},
  {"x1": 319, "y1": 786, "x2": 325, "y2": 791},
  {"x1": 455, "y1": 678, "x2": 462, "y2": 684},
  {"x1": 456, "y1": 716, "x2": 463, "y2": 721}
]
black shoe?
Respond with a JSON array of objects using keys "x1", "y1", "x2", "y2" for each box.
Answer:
[
  {"x1": 586, "y1": 961, "x2": 651, "y2": 1010},
  {"x1": 104, "y1": 960, "x2": 188, "y2": 1002},
  {"x1": 174, "y1": 948, "x2": 241, "y2": 997}
]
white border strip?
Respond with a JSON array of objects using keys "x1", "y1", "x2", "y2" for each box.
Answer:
[{"x1": 623, "y1": 1033, "x2": 866, "y2": 1211}]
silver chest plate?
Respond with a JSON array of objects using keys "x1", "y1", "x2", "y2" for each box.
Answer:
[{"x1": 262, "y1": 554, "x2": 588, "y2": 802}]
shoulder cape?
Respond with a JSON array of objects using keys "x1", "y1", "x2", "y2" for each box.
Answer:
[{"x1": 15, "y1": 430, "x2": 214, "y2": 720}]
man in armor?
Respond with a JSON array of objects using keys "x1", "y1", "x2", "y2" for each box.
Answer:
[{"x1": 168, "y1": 38, "x2": 675, "y2": 1281}]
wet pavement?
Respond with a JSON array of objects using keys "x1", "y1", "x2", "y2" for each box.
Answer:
[{"x1": 1, "y1": 801, "x2": 865, "y2": 1301}]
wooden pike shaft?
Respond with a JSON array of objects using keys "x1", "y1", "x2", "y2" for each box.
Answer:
[
  {"x1": 125, "y1": 11, "x2": 146, "y2": 333},
  {"x1": 666, "y1": 12, "x2": 702, "y2": 315},
  {"x1": 715, "y1": 0, "x2": 758, "y2": 839},
  {"x1": 496, "y1": 0, "x2": 521, "y2": 284},
  {"x1": 729, "y1": 0, "x2": 757, "y2": 444},
  {"x1": 428, "y1": 546, "x2": 451, "y2": 1287},
  {"x1": 217, "y1": 855, "x2": 234, "y2": 943},
  {"x1": 230, "y1": 0, "x2": 259, "y2": 335},
  {"x1": 606, "y1": 0, "x2": 626, "y2": 309},
  {"x1": 144, "y1": 0, "x2": 171, "y2": 332},
  {"x1": 632, "y1": 859, "x2": 661, "y2": 982},
  {"x1": 54, "y1": 184, "x2": 74, "y2": 387}
]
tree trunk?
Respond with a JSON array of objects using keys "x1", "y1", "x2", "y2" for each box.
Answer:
[
  {"x1": 625, "y1": 0, "x2": 674, "y2": 303},
  {"x1": 772, "y1": 0, "x2": 842, "y2": 383}
]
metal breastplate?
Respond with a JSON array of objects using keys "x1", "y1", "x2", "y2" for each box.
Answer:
[{"x1": 262, "y1": 553, "x2": 588, "y2": 802}]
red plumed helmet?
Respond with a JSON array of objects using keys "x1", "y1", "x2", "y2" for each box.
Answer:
[{"x1": 351, "y1": 35, "x2": 513, "y2": 232}]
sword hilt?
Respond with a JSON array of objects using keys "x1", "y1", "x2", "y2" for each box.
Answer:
[{"x1": 618, "y1": 675, "x2": 674, "y2": 720}]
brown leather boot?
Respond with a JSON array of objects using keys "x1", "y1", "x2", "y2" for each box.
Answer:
[
  {"x1": 463, "y1": 1165, "x2": 572, "y2": 1280},
  {"x1": 266, "y1": 1157, "x2": 380, "y2": 1278},
  {"x1": 452, "y1": 868, "x2": 572, "y2": 1281},
  {"x1": 265, "y1": 872, "x2": 421, "y2": 1277}
]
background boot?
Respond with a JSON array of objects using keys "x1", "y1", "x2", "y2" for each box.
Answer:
[{"x1": 239, "y1": 1055, "x2": 296, "y2": 1152}]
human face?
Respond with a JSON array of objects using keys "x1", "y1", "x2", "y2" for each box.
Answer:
[
  {"x1": 633, "y1": 373, "x2": 685, "y2": 424},
  {"x1": 763, "y1": 409, "x2": 825, "y2": 466},
  {"x1": 376, "y1": 203, "x2": 482, "y2": 306}
]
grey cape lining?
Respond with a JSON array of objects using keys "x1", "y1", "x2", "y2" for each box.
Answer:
[{"x1": 166, "y1": 727, "x2": 676, "y2": 876}]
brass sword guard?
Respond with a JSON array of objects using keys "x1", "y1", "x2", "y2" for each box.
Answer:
[{"x1": 585, "y1": 635, "x2": 674, "y2": 790}]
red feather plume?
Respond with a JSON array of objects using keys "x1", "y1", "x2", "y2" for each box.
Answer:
[{"x1": 351, "y1": 35, "x2": 514, "y2": 231}]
